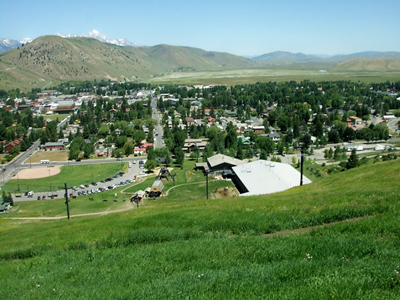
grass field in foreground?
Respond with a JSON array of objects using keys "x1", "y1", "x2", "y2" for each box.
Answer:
[{"x1": 0, "y1": 159, "x2": 400, "y2": 298}]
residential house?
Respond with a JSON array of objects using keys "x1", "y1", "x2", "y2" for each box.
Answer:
[
  {"x1": 3, "y1": 137, "x2": 23, "y2": 153},
  {"x1": 185, "y1": 117, "x2": 195, "y2": 126},
  {"x1": 182, "y1": 138, "x2": 208, "y2": 152},
  {"x1": 43, "y1": 142, "x2": 65, "y2": 151},
  {"x1": 252, "y1": 125, "x2": 265, "y2": 134},
  {"x1": 237, "y1": 136, "x2": 254, "y2": 147},
  {"x1": 134, "y1": 147, "x2": 147, "y2": 155},
  {"x1": 268, "y1": 132, "x2": 281, "y2": 142}
]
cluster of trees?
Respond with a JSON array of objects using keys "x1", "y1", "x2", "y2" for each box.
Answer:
[
  {"x1": 64, "y1": 97, "x2": 155, "y2": 160},
  {"x1": 1, "y1": 191, "x2": 14, "y2": 206},
  {"x1": 0, "y1": 108, "x2": 42, "y2": 158}
]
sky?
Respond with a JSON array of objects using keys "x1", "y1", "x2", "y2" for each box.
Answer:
[{"x1": 1, "y1": 0, "x2": 399, "y2": 57}]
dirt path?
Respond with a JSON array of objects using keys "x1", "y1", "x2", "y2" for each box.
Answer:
[
  {"x1": 263, "y1": 216, "x2": 369, "y2": 237},
  {"x1": 165, "y1": 179, "x2": 218, "y2": 195},
  {"x1": 6, "y1": 203, "x2": 135, "y2": 220}
]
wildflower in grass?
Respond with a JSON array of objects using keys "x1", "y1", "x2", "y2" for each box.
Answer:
[
  {"x1": 53, "y1": 289, "x2": 56, "y2": 292},
  {"x1": 304, "y1": 253, "x2": 313, "y2": 260},
  {"x1": 36, "y1": 284, "x2": 40, "y2": 288}
]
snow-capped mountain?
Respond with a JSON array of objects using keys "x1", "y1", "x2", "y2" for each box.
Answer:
[
  {"x1": 0, "y1": 37, "x2": 32, "y2": 52},
  {"x1": 56, "y1": 30, "x2": 142, "y2": 47}
]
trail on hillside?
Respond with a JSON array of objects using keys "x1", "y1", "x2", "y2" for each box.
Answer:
[
  {"x1": 6, "y1": 203, "x2": 135, "y2": 220},
  {"x1": 263, "y1": 216, "x2": 368, "y2": 237}
]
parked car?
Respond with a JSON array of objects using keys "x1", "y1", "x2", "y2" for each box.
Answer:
[
  {"x1": 42, "y1": 196, "x2": 46, "y2": 200},
  {"x1": 37, "y1": 196, "x2": 41, "y2": 200}
]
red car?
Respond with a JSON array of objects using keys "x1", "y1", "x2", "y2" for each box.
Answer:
[{"x1": 42, "y1": 195, "x2": 46, "y2": 200}]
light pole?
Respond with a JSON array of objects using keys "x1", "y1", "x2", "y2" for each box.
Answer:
[
  {"x1": 48, "y1": 169, "x2": 52, "y2": 195},
  {"x1": 17, "y1": 170, "x2": 20, "y2": 192}
]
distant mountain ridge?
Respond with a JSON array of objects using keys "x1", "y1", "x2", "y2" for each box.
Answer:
[
  {"x1": 252, "y1": 51, "x2": 320, "y2": 62},
  {"x1": 252, "y1": 50, "x2": 400, "y2": 63},
  {"x1": 55, "y1": 30, "x2": 143, "y2": 47},
  {"x1": 0, "y1": 37, "x2": 32, "y2": 52}
]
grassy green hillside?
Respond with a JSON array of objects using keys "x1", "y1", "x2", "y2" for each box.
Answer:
[{"x1": 1, "y1": 159, "x2": 400, "y2": 298}]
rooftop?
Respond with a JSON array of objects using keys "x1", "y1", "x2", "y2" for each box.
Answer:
[
  {"x1": 232, "y1": 160, "x2": 311, "y2": 197},
  {"x1": 207, "y1": 154, "x2": 245, "y2": 168}
]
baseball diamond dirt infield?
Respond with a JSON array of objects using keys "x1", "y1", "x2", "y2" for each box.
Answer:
[{"x1": 16, "y1": 166, "x2": 61, "y2": 179}]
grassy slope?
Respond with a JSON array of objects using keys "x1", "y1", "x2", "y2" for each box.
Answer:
[{"x1": 0, "y1": 159, "x2": 400, "y2": 298}]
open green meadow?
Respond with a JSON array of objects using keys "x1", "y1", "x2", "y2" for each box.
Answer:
[
  {"x1": 144, "y1": 68, "x2": 400, "y2": 86},
  {"x1": 1, "y1": 159, "x2": 400, "y2": 298}
]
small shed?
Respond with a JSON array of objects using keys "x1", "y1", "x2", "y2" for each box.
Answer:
[
  {"x1": 131, "y1": 190, "x2": 145, "y2": 202},
  {"x1": 151, "y1": 180, "x2": 164, "y2": 193}
]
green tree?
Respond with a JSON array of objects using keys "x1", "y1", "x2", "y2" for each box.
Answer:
[
  {"x1": 98, "y1": 125, "x2": 109, "y2": 138},
  {"x1": 133, "y1": 130, "x2": 146, "y2": 146},
  {"x1": 144, "y1": 159, "x2": 157, "y2": 172},
  {"x1": 346, "y1": 149, "x2": 359, "y2": 169},
  {"x1": 333, "y1": 146, "x2": 341, "y2": 160},
  {"x1": 174, "y1": 148, "x2": 184, "y2": 166},
  {"x1": 147, "y1": 146, "x2": 155, "y2": 161},
  {"x1": 236, "y1": 139, "x2": 244, "y2": 160}
]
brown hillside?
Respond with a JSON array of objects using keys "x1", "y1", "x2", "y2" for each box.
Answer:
[
  {"x1": 0, "y1": 36, "x2": 255, "y2": 90},
  {"x1": 332, "y1": 58, "x2": 400, "y2": 72}
]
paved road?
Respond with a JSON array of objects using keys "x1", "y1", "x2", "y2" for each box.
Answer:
[{"x1": 151, "y1": 95, "x2": 164, "y2": 149}]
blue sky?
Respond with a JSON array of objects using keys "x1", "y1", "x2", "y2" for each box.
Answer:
[{"x1": 1, "y1": 0, "x2": 399, "y2": 56}]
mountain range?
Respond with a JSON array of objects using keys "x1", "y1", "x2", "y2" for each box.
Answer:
[
  {"x1": 55, "y1": 30, "x2": 143, "y2": 47},
  {"x1": 0, "y1": 37, "x2": 32, "y2": 52},
  {"x1": 0, "y1": 30, "x2": 399, "y2": 91}
]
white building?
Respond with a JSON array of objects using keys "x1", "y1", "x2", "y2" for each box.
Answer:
[{"x1": 232, "y1": 160, "x2": 311, "y2": 197}]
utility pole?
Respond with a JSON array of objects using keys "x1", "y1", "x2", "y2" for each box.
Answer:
[
  {"x1": 300, "y1": 146, "x2": 304, "y2": 186},
  {"x1": 64, "y1": 183, "x2": 70, "y2": 219},
  {"x1": 206, "y1": 170, "x2": 209, "y2": 199}
]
